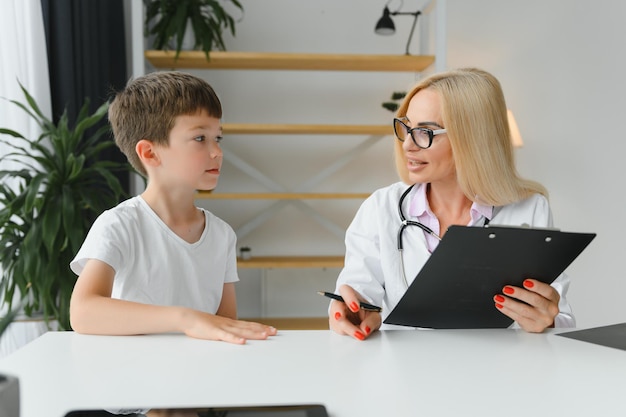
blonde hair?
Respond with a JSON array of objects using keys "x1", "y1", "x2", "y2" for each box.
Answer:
[
  {"x1": 393, "y1": 68, "x2": 547, "y2": 206},
  {"x1": 108, "y1": 71, "x2": 223, "y2": 177}
]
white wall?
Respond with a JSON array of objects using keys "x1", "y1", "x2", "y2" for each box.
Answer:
[
  {"x1": 145, "y1": 0, "x2": 626, "y2": 328},
  {"x1": 445, "y1": 1, "x2": 626, "y2": 328}
]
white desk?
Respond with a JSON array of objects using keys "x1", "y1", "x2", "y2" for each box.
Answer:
[{"x1": 0, "y1": 329, "x2": 625, "y2": 417}]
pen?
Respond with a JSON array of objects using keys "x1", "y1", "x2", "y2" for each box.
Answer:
[{"x1": 317, "y1": 291, "x2": 382, "y2": 312}]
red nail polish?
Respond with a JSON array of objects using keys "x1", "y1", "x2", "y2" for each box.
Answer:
[
  {"x1": 334, "y1": 311, "x2": 341, "y2": 320},
  {"x1": 350, "y1": 302, "x2": 359, "y2": 312},
  {"x1": 495, "y1": 303, "x2": 503, "y2": 309},
  {"x1": 365, "y1": 326, "x2": 371, "y2": 334},
  {"x1": 494, "y1": 294, "x2": 505, "y2": 303},
  {"x1": 524, "y1": 279, "x2": 534, "y2": 288},
  {"x1": 503, "y1": 286, "x2": 514, "y2": 295},
  {"x1": 354, "y1": 331, "x2": 365, "y2": 340}
]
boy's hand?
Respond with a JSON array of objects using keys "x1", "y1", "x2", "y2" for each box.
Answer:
[{"x1": 182, "y1": 310, "x2": 277, "y2": 344}]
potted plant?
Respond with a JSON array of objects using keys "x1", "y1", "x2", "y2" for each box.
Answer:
[
  {"x1": 0, "y1": 83, "x2": 129, "y2": 331},
  {"x1": 0, "y1": 307, "x2": 19, "y2": 417},
  {"x1": 144, "y1": 0, "x2": 243, "y2": 61},
  {"x1": 0, "y1": 273, "x2": 21, "y2": 416},
  {"x1": 382, "y1": 91, "x2": 407, "y2": 113}
]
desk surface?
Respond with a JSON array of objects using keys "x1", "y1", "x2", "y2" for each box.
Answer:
[{"x1": 0, "y1": 329, "x2": 625, "y2": 417}]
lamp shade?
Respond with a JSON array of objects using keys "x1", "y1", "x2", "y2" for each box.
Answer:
[
  {"x1": 375, "y1": 6, "x2": 395, "y2": 35},
  {"x1": 507, "y1": 109, "x2": 524, "y2": 148}
]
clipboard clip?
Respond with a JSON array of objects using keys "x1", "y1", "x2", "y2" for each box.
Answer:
[{"x1": 484, "y1": 223, "x2": 560, "y2": 232}]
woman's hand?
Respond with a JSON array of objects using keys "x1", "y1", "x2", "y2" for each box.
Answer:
[
  {"x1": 493, "y1": 279, "x2": 560, "y2": 333},
  {"x1": 328, "y1": 284, "x2": 381, "y2": 340}
]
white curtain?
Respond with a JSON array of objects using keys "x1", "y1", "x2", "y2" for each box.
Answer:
[
  {"x1": 0, "y1": 0, "x2": 54, "y2": 359},
  {"x1": 0, "y1": 0, "x2": 51, "y2": 138}
]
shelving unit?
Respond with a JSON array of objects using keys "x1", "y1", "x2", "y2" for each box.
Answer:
[
  {"x1": 145, "y1": 51, "x2": 435, "y2": 329},
  {"x1": 145, "y1": 51, "x2": 434, "y2": 268},
  {"x1": 198, "y1": 192, "x2": 370, "y2": 200},
  {"x1": 236, "y1": 256, "x2": 344, "y2": 269},
  {"x1": 200, "y1": 123, "x2": 390, "y2": 203},
  {"x1": 221, "y1": 123, "x2": 392, "y2": 135},
  {"x1": 135, "y1": 0, "x2": 446, "y2": 327}
]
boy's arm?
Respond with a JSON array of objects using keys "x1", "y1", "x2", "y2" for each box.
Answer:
[
  {"x1": 216, "y1": 283, "x2": 237, "y2": 320},
  {"x1": 69, "y1": 259, "x2": 276, "y2": 343},
  {"x1": 70, "y1": 259, "x2": 187, "y2": 335}
]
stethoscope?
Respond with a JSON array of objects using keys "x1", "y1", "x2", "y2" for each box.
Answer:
[{"x1": 397, "y1": 184, "x2": 491, "y2": 288}]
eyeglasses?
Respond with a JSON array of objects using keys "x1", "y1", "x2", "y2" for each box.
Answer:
[{"x1": 393, "y1": 118, "x2": 447, "y2": 149}]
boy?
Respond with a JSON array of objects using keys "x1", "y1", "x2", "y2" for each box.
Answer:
[{"x1": 70, "y1": 71, "x2": 276, "y2": 344}]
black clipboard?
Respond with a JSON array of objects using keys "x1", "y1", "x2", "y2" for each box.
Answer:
[{"x1": 383, "y1": 225, "x2": 596, "y2": 329}]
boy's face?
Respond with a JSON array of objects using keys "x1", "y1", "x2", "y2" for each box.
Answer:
[{"x1": 157, "y1": 109, "x2": 223, "y2": 192}]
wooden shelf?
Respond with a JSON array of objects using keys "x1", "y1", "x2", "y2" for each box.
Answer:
[
  {"x1": 237, "y1": 256, "x2": 344, "y2": 269},
  {"x1": 241, "y1": 317, "x2": 329, "y2": 330},
  {"x1": 145, "y1": 50, "x2": 435, "y2": 72},
  {"x1": 222, "y1": 123, "x2": 392, "y2": 136},
  {"x1": 197, "y1": 192, "x2": 369, "y2": 200}
]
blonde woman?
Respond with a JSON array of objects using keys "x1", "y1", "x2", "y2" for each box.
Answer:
[{"x1": 330, "y1": 68, "x2": 574, "y2": 340}]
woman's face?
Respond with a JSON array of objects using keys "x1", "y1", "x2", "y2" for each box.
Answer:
[{"x1": 402, "y1": 88, "x2": 456, "y2": 186}]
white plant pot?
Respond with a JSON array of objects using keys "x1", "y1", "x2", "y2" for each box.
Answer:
[
  {"x1": 169, "y1": 19, "x2": 196, "y2": 51},
  {"x1": 0, "y1": 374, "x2": 19, "y2": 417},
  {"x1": 0, "y1": 314, "x2": 58, "y2": 359}
]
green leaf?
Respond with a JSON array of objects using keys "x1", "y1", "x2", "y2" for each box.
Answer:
[
  {"x1": 73, "y1": 101, "x2": 108, "y2": 140},
  {"x1": 61, "y1": 187, "x2": 82, "y2": 254},
  {"x1": 382, "y1": 102, "x2": 399, "y2": 112},
  {"x1": 40, "y1": 197, "x2": 63, "y2": 257},
  {"x1": 0, "y1": 306, "x2": 20, "y2": 337},
  {"x1": 67, "y1": 154, "x2": 86, "y2": 181},
  {"x1": 23, "y1": 173, "x2": 46, "y2": 213},
  {"x1": 17, "y1": 81, "x2": 51, "y2": 123},
  {"x1": 0, "y1": 128, "x2": 26, "y2": 139}
]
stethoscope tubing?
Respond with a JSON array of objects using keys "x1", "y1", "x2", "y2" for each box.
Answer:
[
  {"x1": 397, "y1": 184, "x2": 441, "y2": 251},
  {"x1": 396, "y1": 184, "x2": 491, "y2": 288}
]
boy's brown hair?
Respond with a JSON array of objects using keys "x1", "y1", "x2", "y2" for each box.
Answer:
[{"x1": 108, "y1": 71, "x2": 222, "y2": 177}]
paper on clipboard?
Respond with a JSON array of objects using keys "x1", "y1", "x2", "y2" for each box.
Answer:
[{"x1": 383, "y1": 225, "x2": 596, "y2": 329}]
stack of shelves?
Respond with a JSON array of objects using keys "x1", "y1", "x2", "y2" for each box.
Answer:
[{"x1": 145, "y1": 50, "x2": 434, "y2": 270}]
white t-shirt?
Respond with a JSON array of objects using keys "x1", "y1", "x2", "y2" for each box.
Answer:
[{"x1": 70, "y1": 196, "x2": 238, "y2": 314}]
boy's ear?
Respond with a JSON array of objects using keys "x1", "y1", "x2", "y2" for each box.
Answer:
[{"x1": 136, "y1": 139, "x2": 160, "y2": 167}]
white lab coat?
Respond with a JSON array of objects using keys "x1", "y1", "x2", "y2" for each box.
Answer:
[{"x1": 335, "y1": 182, "x2": 575, "y2": 329}]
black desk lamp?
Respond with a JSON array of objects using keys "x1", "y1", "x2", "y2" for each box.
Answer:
[{"x1": 375, "y1": 5, "x2": 421, "y2": 55}]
